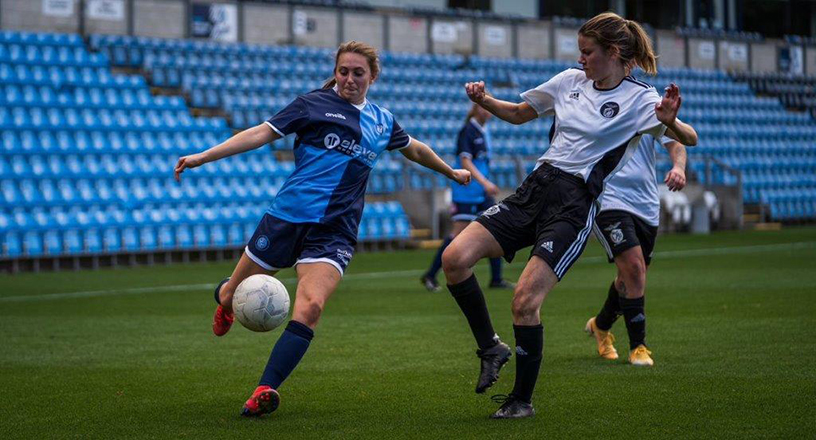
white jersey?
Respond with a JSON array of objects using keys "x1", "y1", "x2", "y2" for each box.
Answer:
[
  {"x1": 521, "y1": 68, "x2": 666, "y2": 197},
  {"x1": 600, "y1": 135, "x2": 672, "y2": 226}
]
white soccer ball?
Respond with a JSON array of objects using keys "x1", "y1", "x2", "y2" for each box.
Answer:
[{"x1": 232, "y1": 274, "x2": 290, "y2": 332}]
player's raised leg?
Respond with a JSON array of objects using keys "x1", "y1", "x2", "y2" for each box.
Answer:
[
  {"x1": 442, "y1": 221, "x2": 511, "y2": 393},
  {"x1": 243, "y1": 262, "x2": 342, "y2": 417},
  {"x1": 213, "y1": 253, "x2": 277, "y2": 336}
]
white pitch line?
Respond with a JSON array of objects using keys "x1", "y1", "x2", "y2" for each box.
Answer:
[{"x1": 1, "y1": 241, "x2": 813, "y2": 303}]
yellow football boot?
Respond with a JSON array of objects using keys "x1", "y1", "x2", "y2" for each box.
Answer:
[
  {"x1": 628, "y1": 345, "x2": 654, "y2": 366},
  {"x1": 584, "y1": 317, "x2": 618, "y2": 360}
]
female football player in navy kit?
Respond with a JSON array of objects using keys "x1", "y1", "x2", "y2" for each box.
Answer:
[
  {"x1": 585, "y1": 134, "x2": 687, "y2": 366},
  {"x1": 441, "y1": 12, "x2": 698, "y2": 418},
  {"x1": 420, "y1": 103, "x2": 513, "y2": 292},
  {"x1": 174, "y1": 41, "x2": 471, "y2": 417}
]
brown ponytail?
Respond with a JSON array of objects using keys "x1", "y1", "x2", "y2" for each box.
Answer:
[
  {"x1": 579, "y1": 12, "x2": 658, "y2": 75},
  {"x1": 322, "y1": 40, "x2": 381, "y2": 89}
]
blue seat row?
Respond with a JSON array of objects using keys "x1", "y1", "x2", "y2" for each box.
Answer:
[
  {"x1": 1, "y1": 199, "x2": 412, "y2": 257},
  {"x1": 0, "y1": 107, "x2": 226, "y2": 132},
  {"x1": 1, "y1": 130, "x2": 229, "y2": 155},
  {"x1": 1, "y1": 84, "x2": 186, "y2": 110},
  {"x1": 0, "y1": 44, "x2": 108, "y2": 67},
  {"x1": 0, "y1": 63, "x2": 144, "y2": 88}
]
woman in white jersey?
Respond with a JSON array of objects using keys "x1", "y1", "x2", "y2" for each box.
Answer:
[
  {"x1": 441, "y1": 12, "x2": 698, "y2": 419},
  {"x1": 586, "y1": 134, "x2": 687, "y2": 366}
]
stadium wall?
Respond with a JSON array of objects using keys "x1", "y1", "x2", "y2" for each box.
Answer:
[{"x1": 2, "y1": 0, "x2": 812, "y2": 74}]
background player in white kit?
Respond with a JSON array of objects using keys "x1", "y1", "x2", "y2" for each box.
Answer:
[
  {"x1": 442, "y1": 12, "x2": 698, "y2": 419},
  {"x1": 586, "y1": 134, "x2": 687, "y2": 366}
]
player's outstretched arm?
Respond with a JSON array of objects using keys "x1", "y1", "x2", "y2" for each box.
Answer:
[
  {"x1": 400, "y1": 138, "x2": 471, "y2": 185},
  {"x1": 174, "y1": 123, "x2": 281, "y2": 181},
  {"x1": 656, "y1": 84, "x2": 698, "y2": 146},
  {"x1": 465, "y1": 81, "x2": 538, "y2": 125},
  {"x1": 664, "y1": 140, "x2": 687, "y2": 192}
]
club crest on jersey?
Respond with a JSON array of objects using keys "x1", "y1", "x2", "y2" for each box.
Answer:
[
  {"x1": 600, "y1": 102, "x2": 620, "y2": 118},
  {"x1": 375, "y1": 124, "x2": 385, "y2": 134},
  {"x1": 569, "y1": 90, "x2": 580, "y2": 100}
]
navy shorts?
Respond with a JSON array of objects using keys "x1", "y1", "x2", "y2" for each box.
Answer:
[
  {"x1": 452, "y1": 197, "x2": 496, "y2": 222},
  {"x1": 245, "y1": 213, "x2": 356, "y2": 276}
]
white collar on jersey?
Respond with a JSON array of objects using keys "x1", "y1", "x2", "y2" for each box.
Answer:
[
  {"x1": 332, "y1": 85, "x2": 367, "y2": 110},
  {"x1": 469, "y1": 117, "x2": 487, "y2": 133}
]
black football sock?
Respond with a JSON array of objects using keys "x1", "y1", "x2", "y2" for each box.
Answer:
[
  {"x1": 620, "y1": 296, "x2": 646, "y2": 349},
  {"x1": 510, "y1": 324, "x2": 544, "y2": 404},
  {"x1": 448, "y1": 274, "x2": 498, "y2": 350},
  {"x1": 595, "y1": 281, "x2": 621, "y2": 330}
]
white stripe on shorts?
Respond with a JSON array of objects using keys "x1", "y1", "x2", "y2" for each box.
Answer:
[
  {"x1": 553, "y1": 202, "x2": 597, "y2": 279},
  {"x1": 295, "y1": 257, "x2": 344, "y2": 276},
  {"x1": 244, "y1": 246, "x2": 283, "y2": 271},
  {"x1": 592, "y1": 223, "x2": 615, "y2": 260}
]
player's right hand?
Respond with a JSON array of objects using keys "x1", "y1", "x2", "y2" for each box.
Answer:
[
  {"x1": 451, "y1": 169, "x2": 472, "y2": 186},
  {"x1": 465, "y1": 81, "x2": 488, "y2": 103},
  {"x1": 174, "y1": 153, "x2": 206, "y2": 182}
]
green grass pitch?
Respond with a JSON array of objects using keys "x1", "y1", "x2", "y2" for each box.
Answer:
[{"x1": 2, "y1": 227, "x2": 815, "y2": 438}]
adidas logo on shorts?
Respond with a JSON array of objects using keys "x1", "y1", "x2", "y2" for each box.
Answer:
[{"x1": 540, "y1": 241, "x2": 554, "y2": 253}]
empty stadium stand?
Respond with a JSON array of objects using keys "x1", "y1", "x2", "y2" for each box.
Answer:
[{"x1": 4, "y1": 29, "x2": 816, "y2": 265}]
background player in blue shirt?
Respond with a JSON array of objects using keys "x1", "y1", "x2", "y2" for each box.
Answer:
[
  {"x1": 174, "y1": 41, "x2": 471, "y2": 417},
  {"x1": 421, "y1": 103, "x2": 513, "y2": 292}
]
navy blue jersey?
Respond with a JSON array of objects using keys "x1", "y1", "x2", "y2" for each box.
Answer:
[
  {"x1": 265, "y1": 88, "x2": 410, "y2": 234},
  {"x1": 453, "y1": 118, "x2": 491, "y2": 204}
]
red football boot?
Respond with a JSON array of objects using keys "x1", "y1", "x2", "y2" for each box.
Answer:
[
  {"x1": 212, "y1": 305, "x2": 234, "y2": 336},
  {"x1": 241, "y1": 386, "x2": 280, "y2": 417}
]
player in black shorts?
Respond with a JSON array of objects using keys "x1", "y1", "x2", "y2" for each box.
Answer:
[
  {"x1": 421, "y1": 104, "x2": 513, "y2": 292},
  {"x1": 586, "y1": 134, "x2": 688, "y2": 366},
  {"x1": 441, "y1": 12, "x2": 698, "y2": 419}
]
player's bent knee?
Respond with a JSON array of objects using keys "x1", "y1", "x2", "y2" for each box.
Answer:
[
  {"x1": 511, "y1": 288, "x2": 539, "y2": 320},
  {"x1": 295, "y1": 297, "x2": 324, "y2": 327},
  {"x1": 441, "y1": 243, "x2": 466, "y2": 274}
]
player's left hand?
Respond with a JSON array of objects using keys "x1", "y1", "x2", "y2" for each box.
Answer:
[
  {"x1": 451, "y1": 169, "x2": 472, "y2": 186},
  {"x1": 174, "y1": 153, "x2": 206, "y2": 181},
  {"x1": 656, "y1": 83, "x2": 681, "y2": 126},
  {"x1": 664, "y1": 166, "x2": 686, "y2": 191}
]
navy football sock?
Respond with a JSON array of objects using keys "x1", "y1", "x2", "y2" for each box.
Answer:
[
  {"x1": 620, "y1": 296, "x2": 646, "y2": 349},
  {"x1": 595, "y1": 282, "x2": 621, "y2": 330},
  {"x1": 511, "y1": 324, "x2": 544, "y2": 404},
  {"x1": 489, "y1": 258, "x2": 503, "y2": 284},
  {"x1": 259, "y1": 320, "x2": 314, "y2": 389},
  {"x1": 426, "y1": 236, "x2": 453, "y2": 280},
  {"x1": 448, "y1": 274, "x2": 498, "y2": 350}
]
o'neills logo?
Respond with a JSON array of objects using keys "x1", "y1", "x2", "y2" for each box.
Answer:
[{"x1": 325, "y1": 112, "x2": 347, "y2": 120}]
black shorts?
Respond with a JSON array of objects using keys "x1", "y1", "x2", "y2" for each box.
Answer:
[
  {"x1": 451, "y1": 197, "x2": 496, "y2": 222},
  {"x1": 593, "y1": 210, "x2": 658, "y2": 265},
  {"x1": 475, "y1": 163, "x2": 597, "y2": 281}
]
